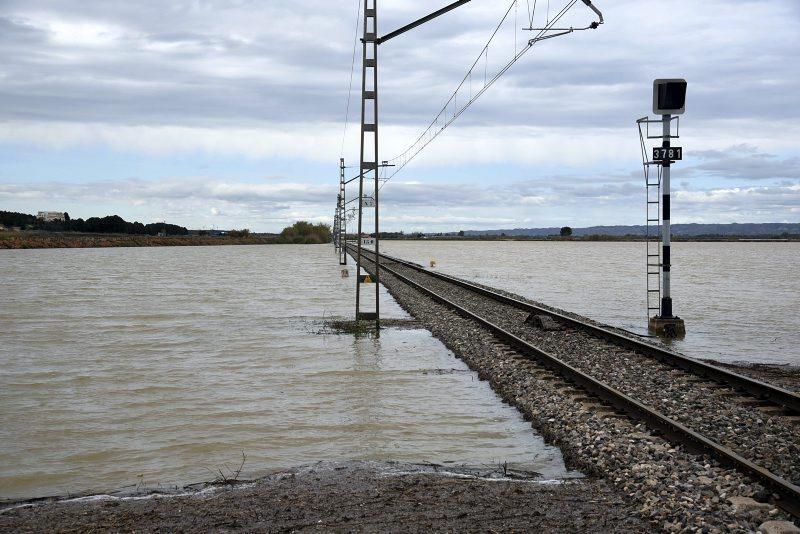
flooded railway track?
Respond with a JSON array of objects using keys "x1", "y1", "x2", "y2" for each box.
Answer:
[{"x1": 348, "y1": 245, "x2": 800, "y2": 518}]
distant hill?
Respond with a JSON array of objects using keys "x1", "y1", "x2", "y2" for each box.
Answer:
[{"x1": 463, "y1": 223, "x2": 800, "y2": 237}]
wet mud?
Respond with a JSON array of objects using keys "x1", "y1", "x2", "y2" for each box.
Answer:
[{"x1": 1, "y1": 461, "x2": 648, "y2": 533}]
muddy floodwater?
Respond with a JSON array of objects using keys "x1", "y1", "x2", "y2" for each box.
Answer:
[
  {"x1": 0, "y1": 245, "x2": 575, "y2": 501},
  {"x1": 2, "y1": 241, "x2": 796, "y2": 501}
]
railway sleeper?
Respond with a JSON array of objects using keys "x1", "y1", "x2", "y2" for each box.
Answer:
[
  {"x1": 781, "y1": 415, "x2": 800, "y2": 426},
  {"x1": 756, "y1": 405, "x2": 792, "y2": 416},
  {"x1": 739, "y1": 397, "x2": 776, "y2": 407}
]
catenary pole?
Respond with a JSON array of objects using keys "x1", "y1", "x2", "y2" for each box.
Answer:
[{"x1": 353, "y1": 0, "x2": 481, "y2": 328}]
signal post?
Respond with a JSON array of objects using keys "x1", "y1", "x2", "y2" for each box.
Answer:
[{"x1": 647, "y1": 79, "x2": 687, "y2": 338}]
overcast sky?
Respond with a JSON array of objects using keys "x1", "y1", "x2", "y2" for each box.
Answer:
[{"x1": 1, "y1": 0, "x2": 798, "y2": 232}]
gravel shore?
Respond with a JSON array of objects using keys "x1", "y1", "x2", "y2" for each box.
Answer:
[{"x1": 1, "y1": 462, "x2": 648, "y2": 532}]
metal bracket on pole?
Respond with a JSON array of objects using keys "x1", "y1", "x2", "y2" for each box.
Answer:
[
  {"x1": 376, "y1": 0, "x2": 472, "y2": 45},
  {"x1": 581, "y1": 0, "x2": 604, "y2": 27},
  {"x1": 524, "y1": 0, "x2": 604, "y2": 36}
]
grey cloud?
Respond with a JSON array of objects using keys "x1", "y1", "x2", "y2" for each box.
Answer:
[
  {"x1": 687, "y1": 145, "x2": 800, "y2": 181},
  {"x1": 513, "y1": 174, "x2": 640, "y2": 198},
  {"x1": 0, "y1": 178, "x2": 335, "y2": 206},
  {"x1": 675, "y1": 183, "x2": 800, "y2": 219},
  {"x1": 0, "y1": 16, "x2": 47, "y2": 44},
  {"x1": 381, "y1": 181, "x2": 504, "y2": 207},
  {"x1": 1, "y1": 0, "x2": 798, "y2": 132},
  {"x1": 1, "y1": 0, "x2": 799, "y2": 231},
  {"x1": 2, "y1": 173, "x2": 797, "y2": 231},
  {"x1": 0, "y1": 2, "x2": 355, "y2": 125}
]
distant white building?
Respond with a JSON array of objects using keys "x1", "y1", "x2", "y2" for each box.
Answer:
[{"x1": 37, "y1": 211, "x2": 65, "y2": 222}]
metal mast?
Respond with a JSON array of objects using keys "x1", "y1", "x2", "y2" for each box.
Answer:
[
  {"x1": 353, "y1": 0, "x2": 480, "y2": 329},
  {"x1": 355, "y1": 0, "x2": 380, "y2": 324}
]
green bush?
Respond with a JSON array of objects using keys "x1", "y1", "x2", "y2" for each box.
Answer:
[{"x1": 278, "y1": 221, "x2": 332, "y2": 244}]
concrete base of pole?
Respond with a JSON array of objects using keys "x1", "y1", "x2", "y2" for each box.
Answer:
[{"x1": 649, "y1": 316, "x2": 686, "y2": 339}]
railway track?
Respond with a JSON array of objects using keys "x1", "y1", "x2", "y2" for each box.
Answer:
[{"x1": 346, "y1": 245, "x2": 800, "y2": 518}]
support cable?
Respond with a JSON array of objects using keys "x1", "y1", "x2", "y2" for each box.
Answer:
[
  {"x1": 340, "y1": 0, "x2": 363, "y2": 158},
  {"x1": 380, "y1": 0, "x2": 596, "y2": 189}
]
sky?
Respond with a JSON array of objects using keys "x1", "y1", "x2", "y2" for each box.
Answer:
[{"x1": 0, "y1": 0, "x2": 798, "y2": 233}]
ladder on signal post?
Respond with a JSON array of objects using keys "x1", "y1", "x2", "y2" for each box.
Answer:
[
  {"x1": 645, "y1": 169, "x2": 661, "y2": 318},
  {"x1": 638, "y1": 116, "x2": 673, "y2": 319}
]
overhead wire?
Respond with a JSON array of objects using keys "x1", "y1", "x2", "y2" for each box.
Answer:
[
  {"x1": 379, "y1": 0, "x2": 581, "y2": 190},
  {"x1": 380, "y1": 1, "x2": 518, "y2": 186},
  {"x1": 340, "y1": 0, "x2": 363, "y2": 159}
]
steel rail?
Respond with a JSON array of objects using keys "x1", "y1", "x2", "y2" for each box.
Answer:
[
  {"x1": 350, "y1": 248, "x2": 800, "y2": 517},
  {"x1": 349, "y1": 245, "x2": 800, "y2": 415}
]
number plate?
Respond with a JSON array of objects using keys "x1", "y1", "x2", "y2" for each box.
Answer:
[{"x1": 653, "y1": 147, "x2": 683, "y2": 161}]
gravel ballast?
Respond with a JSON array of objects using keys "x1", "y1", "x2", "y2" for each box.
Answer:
[
  {"x1": 362, "y1": 255, "x2": 800, "y2": 532},
  {"x1": 375, "y1": 257, "x2": 800, "y2": 486}
]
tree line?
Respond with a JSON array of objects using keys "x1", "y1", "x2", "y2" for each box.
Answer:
[{"x1": 0, "y1": 211, "x2": 188, "y2": 235}]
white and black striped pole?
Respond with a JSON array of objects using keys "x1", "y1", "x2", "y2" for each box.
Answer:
[{"x1": 660, "y1": 114, "x2": 673, "y2": 318}]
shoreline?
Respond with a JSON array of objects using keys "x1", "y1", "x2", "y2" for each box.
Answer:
[
  {"x1": 3, "y1": 233, "x2": 799, "y2": 250},
  {"x1": 0, "y1": 233, "x2": 282, "y2": 249},
  {"x1": 0, "y1": 461, "x2": 568, "y2": 510},
  {"x1": 0, "y1": 461, "x2": 649, "y2": 532}
]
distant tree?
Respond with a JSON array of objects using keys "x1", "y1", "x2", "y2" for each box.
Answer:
[
  {"x1": 500, "y1": 232, "x2": 507, "y2": 237},
  {"x1": 560, "y1": 226, "x2": 573, "y2": 237},
  {"x1": 277, "y1": 221, "x2": 332, "y2": 244},
  {"x1": 144, "y1": 221, "x2": 188, "y2": 236},
  {"x1": 293, "y1": 221, "x2": 314, "y2": 236},
  {"x1": 0, "y1": 210, "x2": 37, "y2": 228},
  {"x1": 458, "y1": 230, "x2": 465, "y2": 237}
]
